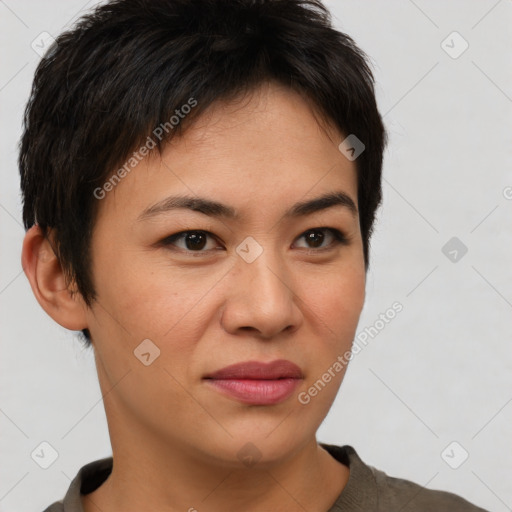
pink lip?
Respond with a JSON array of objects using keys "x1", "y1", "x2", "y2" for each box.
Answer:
[{"x1": 204, "y1": 360, "x2": 303, "y2": 405}]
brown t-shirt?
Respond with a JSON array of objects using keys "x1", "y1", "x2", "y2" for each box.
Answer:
[{"x1": 41, "y1": 444, "x2": 489, "y2": 511}]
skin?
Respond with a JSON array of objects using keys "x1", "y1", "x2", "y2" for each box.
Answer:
[{"x1": 22, "y1": 81, "x2": 366, "y2": 512}]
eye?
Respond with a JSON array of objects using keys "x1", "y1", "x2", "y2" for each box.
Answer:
[
  {"x1": 161, "y1": 230, "x2": 221, "y2": 253},
  {"x1": 293, "y1": 227, "x2": 349, "y2": 251}
]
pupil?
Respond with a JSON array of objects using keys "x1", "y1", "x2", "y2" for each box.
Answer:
[
  {"x1": 186, "y1": 232, "x2": 206, "y2": 250},
  {"x1": 306, "y1": 230, "x2": 324, "y2": 248}
]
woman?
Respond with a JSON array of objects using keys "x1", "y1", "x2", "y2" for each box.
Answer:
[{"x1": 19, "y1": 0, "x2": 489, "y2": 510}]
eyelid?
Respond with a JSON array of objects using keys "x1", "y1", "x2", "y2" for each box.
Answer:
[
  {"x1": 160, "y1": 230, "x2": 221, "y2": 253},
  {"x1": 294, "y1": 227, "x2": 350, "y2": 250}
]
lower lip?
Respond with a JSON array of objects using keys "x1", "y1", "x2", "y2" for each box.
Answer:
[{"x1": 206, "y1": 378, "x2": 301, "y2": 405}]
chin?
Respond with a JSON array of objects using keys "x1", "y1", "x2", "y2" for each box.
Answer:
[{"x1": 199, "y1": 421, "x2": 313, "y2": 469}]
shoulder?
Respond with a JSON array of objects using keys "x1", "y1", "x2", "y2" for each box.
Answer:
[
  {"x1": 368, "y1": 464, "x2": 489, "y2": 511},
  {"x1": 321, "y1": 444, "x2": 489, "y2": 512},
  {"x1": 41, "y1": 500, "x2": 64, "y2": 512},
  {"x1": 39, "y1": 457, "x2": 113, "y2": 512}
]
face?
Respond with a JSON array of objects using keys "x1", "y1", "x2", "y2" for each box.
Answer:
[{"x1": 84, "y1": 81, "x2": 366, "y2": 467}]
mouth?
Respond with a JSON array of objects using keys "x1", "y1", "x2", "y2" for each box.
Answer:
[{"x1": 203, "y1": 359, "x2": 304, "y2": 405}]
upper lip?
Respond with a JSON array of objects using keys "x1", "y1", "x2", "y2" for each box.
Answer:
[{"x1": 204, "y1": 359, "x2": 303, "y2": 380}]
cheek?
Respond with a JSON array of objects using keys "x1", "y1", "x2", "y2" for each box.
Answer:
[
  {"x1": 294, "y1": 271, "x2": 365, "y2": 419},
  {"x1": 90, "y1": 256, "x2": 223, "y2": 357},
  {"x1": 306, "y1": 266, "x2": 365, "y2": 342},
  {"x1": 295, "y1": 264, "x2": 364, "y2": 390},
  {"x1": 87, "y1": 261, "x2": 214, "y2": 424}
]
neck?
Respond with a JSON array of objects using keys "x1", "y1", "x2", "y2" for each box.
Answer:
[{"x1": 82, "y1": 434, "x2": 349, "y2": 512}]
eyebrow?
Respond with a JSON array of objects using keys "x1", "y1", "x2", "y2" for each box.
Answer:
[{"x1": 137, "y1": 190, "x2": 358, "y2": 222}]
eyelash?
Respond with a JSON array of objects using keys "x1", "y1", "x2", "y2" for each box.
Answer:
[{"x1": 160, "y1": 227, "x2": 349, "y2": 256}]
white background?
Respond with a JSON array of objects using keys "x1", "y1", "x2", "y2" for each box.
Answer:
[{"x1": 1, "y1": 1, "x2": 511, "y2": 511}]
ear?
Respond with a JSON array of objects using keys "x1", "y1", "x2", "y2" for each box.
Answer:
[{"x1": 21, "y1": 225, "x2": 88, "y2": 331}]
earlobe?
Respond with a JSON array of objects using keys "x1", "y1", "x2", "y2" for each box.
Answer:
[{"x1": 21, "y1": 225, "x2": 88, "y2": 331}]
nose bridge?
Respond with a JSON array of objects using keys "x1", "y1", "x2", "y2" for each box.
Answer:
[
  {"x1": 223, "y1": 234, "x2": 301, "y2": 337},
  {"x1": 238, "y1": 234, "x2": 292, "y2": 302}
]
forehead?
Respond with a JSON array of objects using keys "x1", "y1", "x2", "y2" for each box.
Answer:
[{"x1": 95, "y1": 82, "x2": 358, "y2": 227}]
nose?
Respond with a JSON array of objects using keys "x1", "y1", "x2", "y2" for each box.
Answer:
[{"x1": 220, "y1": 242, "x2": 304, "y2": 339}]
